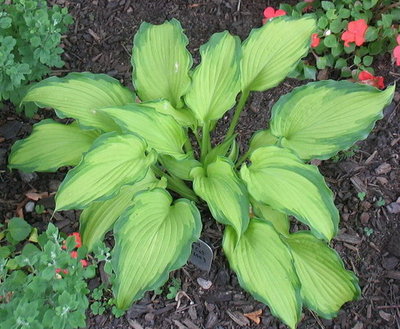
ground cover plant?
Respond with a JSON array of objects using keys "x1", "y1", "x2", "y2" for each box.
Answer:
[
  {"x1": 0, "y1": 0, "x2": 73, "y2": 116},
  {"x1": 7, "y1": 16, "x2": 395, "y2": 328},
  {"x1": 266, "y1": 0, "x2": 400, "y2": 80},
  {"x1": 0, "y1": 220, "x2": 95, "y2": 329}
]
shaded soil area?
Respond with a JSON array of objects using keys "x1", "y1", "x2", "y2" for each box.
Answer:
[{"x1": 1, "y1": 0, "x2": 400, "y2": 328}]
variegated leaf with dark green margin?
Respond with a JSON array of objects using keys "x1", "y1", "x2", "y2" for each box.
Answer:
[
  {"x1": 285, "y1": 232, "x2": 360, "y2": 318},
  {"x1": 22, "y1": 73, "x2": 135, "y2": 131},
  {"x1": 112, "y1": 188, "x2": 201, "y2": 309},
  {"x1": 160, "y1": 154, "x2": 201, "y2": 181},
  {"x1": 251, "y1": 199, "x2": 290, "y2": 235},
  {"x1": 141, "y1": 99, "x2": 196, "y2": 127},
  {"x1": 223, "y1": 219, "x2": 302, "y2": 329},
  {"x1": 191, "y1": 157, "x2": 249, "y2": 236},
  {"x1": 8, "y1": 120, "x2": 99, "y2": 172},
  {"x1": 132, "y1": 19, "x2": 192, "y2": 108},
  {"x1": 185, "y1": 31, "x2": 241, "y2": 125},
  {"x1": 80, "y1": 171, "x2": 166, "y2": 251},
  {"x1": 270, "y1": 81, "x2": 395, "y2": 160},
  {"x1": 241, "y1": 16, "x2": 315, "y2": 92},
  {"x1": 99, "y1": 104, "x2": 187, "y2": 159},
  {"x1": 55, "y1": 133, "x2": 156, "y2": 211},
  {"x1": 241, "y1": 146, "x2": 338, "y2": 240}
]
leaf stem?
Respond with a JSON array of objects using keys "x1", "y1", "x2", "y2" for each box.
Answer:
[
  {"x1": 200, "y1": 121, "x2": 211, "y2": 162},
  {"x1": 235, "y1": 149, "x2": 251, "y2": 169},
  {"x1": 225, "y1": 89, "x2": 250, "y2": 139}
]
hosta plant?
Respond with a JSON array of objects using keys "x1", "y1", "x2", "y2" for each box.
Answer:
[{"x1": 8, "y1": 17, "x2": 394, "y2": 328}]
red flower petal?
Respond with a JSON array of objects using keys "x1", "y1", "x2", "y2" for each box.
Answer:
[
  {"x1": 341, "y1": 30, "x2": 355, "y2": 47},
  {"x1": 311, "y1": 33, "x2": 320, "y2": 48},
  {"x1": 70, "y1": 251, "x2": 78, "y2": 259},
  {"x1": 275, "y1": 9, "x2": 287, "y2": 17},
  {"x1": 263, "y1": 7, "x2": 276, "y2": 19},
  {"x1": 397, "y1": 35, "x2": 400, "y2": 45},
  {"x1": 69, "y1": 232, "x2": 82, "y2": 249},
  {"x1": 359, "y1": 71, "x2": 373, "y2": 81},
  {"x1": 393, "y1": 45, "x2": 400, "y2": 66},
  {"x1": 348, "y1": 19, "x2": 368, "y2": 35},
  {"x1": 80, "y1": 259, "x2": 89, "y2": 267}
]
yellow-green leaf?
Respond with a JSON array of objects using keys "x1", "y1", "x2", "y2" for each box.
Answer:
[
  {"x1": 223, "y1": 220, "x2": 302, "y2": 329},
  {"x1": 22, "y1": 73, "x2": 135, "y2": 131},
  {"x1": 160, "y1": 154, "x2": 201, "y2": 181},
  {"x1": 270, "y1": 81, "x2": 395, "y2": 160},
  {"x1": 185, "y1": 31, "x2": 241, "y2": 125},
  {"x1": 80, "y1": 171, "x2": 165, "y2": 251},
  {"x1": 8, "y1": 119, "x2": 99, "y2": 172},
  {"x1": 241, "y1": 146, "x2": 338, "y2": 240},
  {"x1": 191, "y1": 158, "x2": 249, "y2": 236},
  {"x1": 241, "y1": 16, "x2": 315, "y2": 92},
  {"x1": 99, "y1": 104, "x2": 187, "y2": 159},
  {"x1": 285, "y1": 232, "x2": 360, "y2": 318},
  {"x1": 132, "y1": 19, "x2": 192, "y2": 108},
  {"x1": 55, "y1": 133, "x2": 156, "y2": 210},
  {"x1": 251, "y1": 199, "x2": 289, "y2": 235},
  {"x1": 112, "y1": 188, "x2": 201, "y2": 309}
]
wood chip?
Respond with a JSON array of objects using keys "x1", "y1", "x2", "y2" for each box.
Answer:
[
  {"x1": 378, "y1": 310, "x2": 393, "y2": 322},
  {"x1": 182, "y1": 318, "x2": 201, "y2": 329},
  {"x1": 385, "y1": 271, "x2": 400, "y2": 280},
  {"x1": 88, "y1": 28, "x2": 101, "y2": 41},
  {"x1": 244, "y1": 309, "x2": 262, "y2": 324},
  {"x1": 197, "y1": 277, "x2": 212, "y2": 290},
  {"x1": 173, "y1": 320, "x2": 188, "y2": 329},
  {"x1": 226, "y1": 310, "x2": 250, "y2": 326},
  {"x1": 365, "y1": 150, "x2": 377, "y2": 164},
  {"x1": 350, "y1": 176, "x2": 367, "y2": 194},
  {"x1": 335, "y1": 233, "x2": 362, "y2": 245},
  {"x1": 352, "y1": 321, "x2": 363, "y2": 329},
  {"x1": 127, "y1": 319, "x2": 143, "y2": 329},
  {"x1": 375, "y1": 163, "x2": 392, "y2": 175}
]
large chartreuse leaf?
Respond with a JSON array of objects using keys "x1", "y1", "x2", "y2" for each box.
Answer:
[
  {"x1": 55, "y1": 133, "x2": 156, "y2": 210},
  {"x1": 160, "y1": 154, "x2": 201, "y2": 181},
  {"x1": 132, "y1": 19, "x2": 192, "y2": 108},
  {"x1": 241, "y1": 16, "x2": 315, "y2": 92},
  {"x1": 112, "y1": 188, "x2": 201, "y2": 309},
  {"x1": 223, "y1": 219, "x2": 301, "y2": 329},
  {"x1": 22, "y1": 73, "x2": 135, "y2": 131},
  {"x1": 251, "y1": 199, "x2": 290, "y2": 235},
  {"x1": 191, "y1": 158, "x2": 249, "y2": 236},
  {"x1": 142, "y1": 99, "x2": 196, "y2": 127},
  {"x1": 99, "y1": 104, "x2": 187, "y2": 159},
  {"x1": 185, "y1": 31, "x2": 241, "y2": 125},
  {"x1": 80, "y1": 171, "x2": 165, "y2": 251},
  {"x1": 285, "y1": 232, "x2": 360, "y2": 318},
  {"x1": 270, "y1": 81, "x2": 395, "y2": 160},
  {"x1": 8, "y1": 119, "x2": 99, "y2": 172},
  {"x1": 241, "y1": 146, "x2": 338, "y2": 240}
]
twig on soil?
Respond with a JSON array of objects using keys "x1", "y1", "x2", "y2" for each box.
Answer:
[
  {"x1": 310, "y1": 311, "x2": 326, "y2": 329},
  {"x1": 377, "y1": 305, "x2": 400, "y2": 309}
]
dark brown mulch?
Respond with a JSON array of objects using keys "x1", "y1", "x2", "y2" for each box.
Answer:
[{"x1": 1, "y1": 0, "x2": 400, "y2": 328}]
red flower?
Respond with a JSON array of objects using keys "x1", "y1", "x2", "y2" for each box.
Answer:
[
  {"x1": 55, "y1": 268, "x2": 68, "y2": 274},
  {"x1": 311, "y1": 33, "x2": 320, "y2": 48},
  {"x1": 262, "y1": 7, "x2": 286, "y2": 24},
  {"x1": 358, "y1": 71, "x2": 385, "y2": 89},
  {"x1": 80, "y1": 259, "x2": 89, "y2": 267},
  {"x1": 62, "y1": 232, "x2": 82, "y2": 250},
  {"x1": 341, "y1": 19, "x2": 368, "y2": 47},
  {"x1": 70, "y1": 251, "x2": 78, "y2": 259},
  {"x1": 393, "y1": 35, "x2": 400, "y2": 66}
]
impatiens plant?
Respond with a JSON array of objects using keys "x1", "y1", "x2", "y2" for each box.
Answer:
[
  {"x1": 276, "y1": 0, "x2": 400, "y2": 80},
  {"x1": 8, "y1": 17, "x2": 395, "y2": 328}
]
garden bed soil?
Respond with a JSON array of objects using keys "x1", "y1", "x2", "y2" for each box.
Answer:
[{"x1": 1, "y1": 0, "x2": 400, "y2": 328}]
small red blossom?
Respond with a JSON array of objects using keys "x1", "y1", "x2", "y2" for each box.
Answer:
[
  {"x1": 70, "y1": 251, "x2": 78, "y2": 259},
  {"x1": 358, "y1": 71, "x2": 385, "y2": 89},
  {"x1": 62, "y1": 232, "x2": 82, "y2": 249},
  {"x1": 311, "y1": 33, "x2": 320, "y2": 48},
  {"x1": 393, "y1": 35, "x2": 400, "y2": 66},
  {"x1": 80, "y1": 259, "x2": 89, "y2": 267},
  {"x1": 341, "y1": 19, "x2": 368, "y2": 47},
  {"x1": 262, "y1": 7, "x2": 286, "y2": 24},
  {"x1": 55, "y1": 268, "x2": 69, "y2": 274}
]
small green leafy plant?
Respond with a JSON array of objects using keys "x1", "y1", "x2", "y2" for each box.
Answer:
[
  {"x1": 0, "y1": 221, "x2": 95, "y2": 329},
  {"x1": 0, "y1": 0, "x2": 73, "y2": 115},
  {"x1": 8, "y1": 17, "x2": 394, "y2": 328},
  {"x1": 278, "y1": 0, "x2": 400, "y2": 79}
]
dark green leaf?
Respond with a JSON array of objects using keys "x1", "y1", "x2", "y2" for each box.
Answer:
[
  {"x1": 324, "y1": 35, "x2": 338, "y2": 48},
  {"x1": 8, "y1": 217, "x2": 31, "y2": 242},
  {"x1": 363, "y1": 56, "x2": 373, "y2": 66},
  {"x1": 365, "y1": 27, "x2": 378, "y2": 42},
  {"x1": 321, "y1": 1, "x2": 335, "y2": 10}
]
